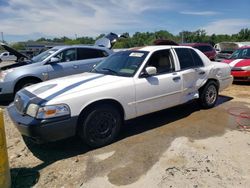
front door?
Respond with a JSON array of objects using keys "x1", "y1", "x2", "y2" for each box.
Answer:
[
  {"x1": 134, "y1": 49, "x2": 182, "y2": 116},
  {"x1": 47, "y1": 48, "x2": 78, "y2": 80}
]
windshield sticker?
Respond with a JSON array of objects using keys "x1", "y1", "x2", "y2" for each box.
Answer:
[{"x1": 129, "y1": 52, "x2": 144, "y2": 57}]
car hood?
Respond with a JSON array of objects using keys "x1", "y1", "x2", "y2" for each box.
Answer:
[
  {"x1": 0, "y1": 43, "x2": 29, "y2": 61},
  {"x1": 222, "y1": 59, "x2": 250, "y2": 67},
  {"x1": 24, "y1": 72, "x2": 126, "y2": 101},
  {"x1": 0, "y1": 60, "x2": 31, "y2": 70}
]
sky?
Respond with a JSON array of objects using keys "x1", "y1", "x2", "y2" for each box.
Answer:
[{"x1": 0, "y1": 0, "x2": 250, "y2": 43}]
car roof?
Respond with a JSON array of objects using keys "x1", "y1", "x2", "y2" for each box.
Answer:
[
  {"x1": 132, "y1": 45, "x2": 194, "y2": 52},
  {"x1": 180, "y1": 43, "x2": 212, "y2": 47},
  {"x1": 52, "y1": 45, "x2": 111, "y2": 51},
  {"x1": 239, "y1": 45, "x2": 250, "y2": 49}
]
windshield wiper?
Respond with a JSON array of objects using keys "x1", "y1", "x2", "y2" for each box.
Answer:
[{"x1": 102, "y1": 68, "x2": 118, "y2": 75}]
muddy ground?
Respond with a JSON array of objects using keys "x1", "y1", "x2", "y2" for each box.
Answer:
[{"x1": 1, "y1": 82, "x2": 250, "y2": 188}]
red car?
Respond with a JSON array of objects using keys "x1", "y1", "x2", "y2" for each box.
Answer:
[
  {"x1": 222, "y1": 46, "x2": 250, "y2": 82},
  {"x1": 181, "y1": 43, "x2": 216, "y2": 61}
]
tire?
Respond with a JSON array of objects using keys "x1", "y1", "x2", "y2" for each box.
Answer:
[
  {"x1": 199, "y1": 81, "x2": 218, "y2": 109},
  {"x1": 15, "y1": 79, "x2": 40, "y2": 94},
  {"x1": 0, "y1": 58, "x2": 2, "y2": 63},
  {"x1": 79, "y1": 104, "x2": 122, "y2": 148}
]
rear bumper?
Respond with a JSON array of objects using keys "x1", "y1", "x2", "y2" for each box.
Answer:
[
  {"x1": 219, "y1": 75, "x2": 233, "y2": 91},
  {"x1": 231, "y1": 70, "x2": 250, "y2": 81},
  {"x1": 7, "y1": 103, "x2": 78, "y2": 143}
]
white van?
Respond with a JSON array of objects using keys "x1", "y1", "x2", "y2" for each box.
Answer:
[{"x1": 0, "y1": 51, "x2": 17, "y2": 62}]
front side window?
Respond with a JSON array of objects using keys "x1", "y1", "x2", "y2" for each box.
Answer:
[
  {"x1": 93, "y1": 50, "x2": 148, "y2": 77},
  {"x1": 146, "y1": 49, "x2": 175, "y2": 74},
  {"x1": 55, "y1": 48, "x2": 77, "y2": 62}
]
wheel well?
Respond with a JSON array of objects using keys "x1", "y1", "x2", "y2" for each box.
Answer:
[
  {"x1": 14, "y1": 76, "x2": 42, "y2": 92},
  {"x1": 80, "y1": 99, "x2": 124, "y2": 119},
  {"x1": 77, "y1": 99, "x2": 125, "y2": 131},
  {"x1": 200, "y1": 78, "x2": 219, "y2": 92}
]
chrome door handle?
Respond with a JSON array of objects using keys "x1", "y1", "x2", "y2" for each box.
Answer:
[
  {"x1": 173, "y1": 76, "x2": 181, "y2": 81},
  {"x1": 73, "y1": 65, "x2": 78, "y2": 69}
]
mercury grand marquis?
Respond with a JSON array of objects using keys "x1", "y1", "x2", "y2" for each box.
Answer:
[{"x1": 8, "y1": 45, "x2": 233, "y2": 148}]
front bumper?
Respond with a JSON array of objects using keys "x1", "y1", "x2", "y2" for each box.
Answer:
[
  {"x1": 231, "y1": 70, "x2": 250, "y2": 81},
  {"x1": 7, "y1": 103, "x2": 78, "y2": 143}
]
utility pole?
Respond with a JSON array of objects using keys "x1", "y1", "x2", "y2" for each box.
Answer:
[{"x1": 1, "y1": 32, "x2": 4, "y2": 42}]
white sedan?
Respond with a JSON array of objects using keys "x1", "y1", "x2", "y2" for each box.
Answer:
[{"x1": 8, "y1": 45, "x2": 233, "y2": 148}]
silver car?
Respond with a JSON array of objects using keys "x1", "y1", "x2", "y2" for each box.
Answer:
[{"x1": 0, "y1": 33, "x2": 124, "y2": 100}]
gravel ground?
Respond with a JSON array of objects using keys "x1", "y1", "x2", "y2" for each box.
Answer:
[{"x1": 1, "y1": 82, "x2": 250, "y2": 188}]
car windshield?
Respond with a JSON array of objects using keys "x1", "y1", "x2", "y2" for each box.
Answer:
[
  {"x1": 31, "y1": 48, "x2": 59, "y2": 63},
  {"x1": 92, "y1": 50, "x2": 148, "y2": 77},
  {"x1": 229, "y1": 48, "x2": 250, "y2": 59}
]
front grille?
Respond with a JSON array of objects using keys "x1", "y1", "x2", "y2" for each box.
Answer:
[{"x1": 14, "y1": 93, "x2": 30, "y2": 114}]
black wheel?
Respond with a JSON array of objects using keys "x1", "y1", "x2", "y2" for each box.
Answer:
[
  {"x1": 79, "y1": 104, "x2": 122, "y2": 148},
  {"x1": 15, "y1": 79, "x2": 40, "y2": 94},
  {"x1": 0, "y1": 58, "x2": 2, "y2": 63},
  {"x1": 199, "y1": 81, "x2": 218, "y2": 108}
]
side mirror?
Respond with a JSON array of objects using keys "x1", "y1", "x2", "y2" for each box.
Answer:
[
  {"x1": 49, "y1": 57, "x2": 60, "y2": 63},
  {"x1": 145, "y1": 66, "x2": 157, "y2": 75},
  {"x1": 141, "y1": 66, "x2": 157, "y2": 77}
]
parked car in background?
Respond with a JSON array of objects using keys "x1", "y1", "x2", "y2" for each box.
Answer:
[
  {"x1": 8, "y1": 45, "x2": 233, "y2": 148},
  {"x1": 214, "y1": 42, "x2": 250, "y2": 61},
  {"x1": 222, "y1": 46, "x2": 250, "y2": 82},
  {"x1": 153, "y1": 39, "x2": 179, "y2": 46},
  {"x1": 181, "y1": 43, "x2": 216, "y2": 61},
  {"x1": 0, "y1": 33, "x2": 127, "y2": 100},
  {"x1": 0, "y1": 51, "x2": 17, "y2": 62}
]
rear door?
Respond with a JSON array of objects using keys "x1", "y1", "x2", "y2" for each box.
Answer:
[
  {"x1": 135, "y1": 49, "x2": 182, "y2": 116},
  {"x1": 75, "y1": 47, "x2": 109, "y2": 73},
  {"x1": 174, "y1": 48, "x2": 206, "y2": 103}
]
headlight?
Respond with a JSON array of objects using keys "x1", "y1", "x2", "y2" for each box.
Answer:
[
  {"x1": 26, "y1": 103, "x2": 39, "y2": 117},
  {"x1": 26, "y1": 104, "x2": 70, "y2": 119},
  {"x1": 0, "y1": 69, "x2": 14, "y2": 82}
]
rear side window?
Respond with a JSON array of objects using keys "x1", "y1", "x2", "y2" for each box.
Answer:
[
  {"x1": 77, "y1": 48, "x2": 109, "y2": 60},
  {"x1": 175, "y1": 48, "x2": 203, "y2": 69},
  {"x1": 175, "y1": 48, "x2": 194, "y2": 69},
  {"x1": 190, "y1": 49, "x2": 204, "y2": 67}
]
